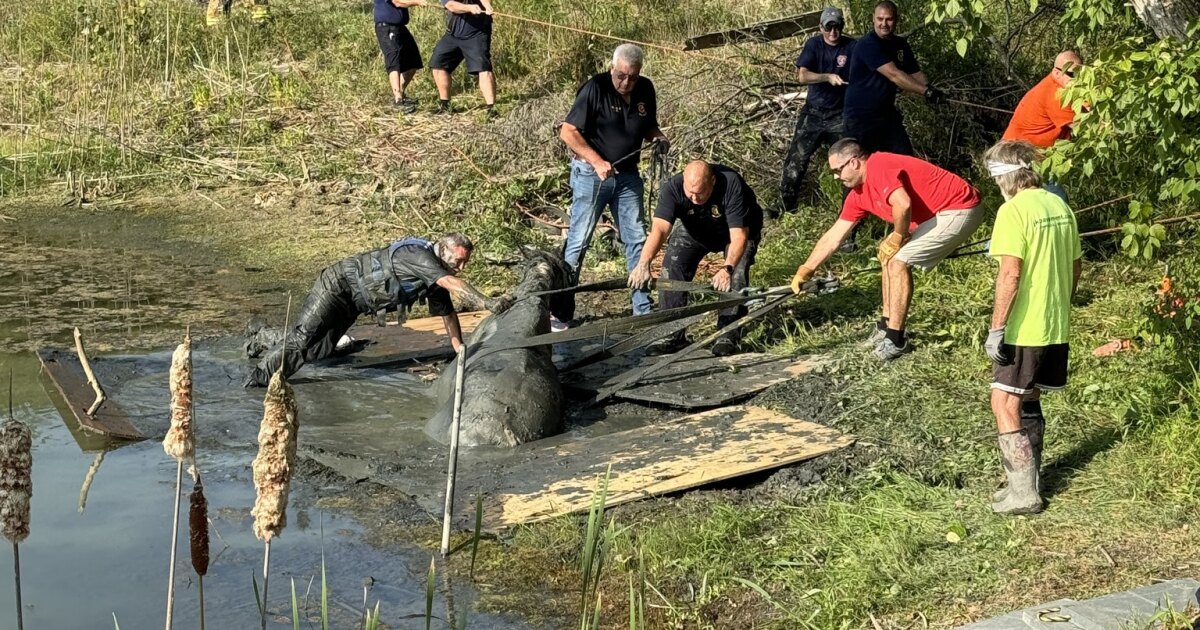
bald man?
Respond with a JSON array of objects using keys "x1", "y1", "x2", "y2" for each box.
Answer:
[
  {"x1": 629, "y1": 161, "x2": 764, "y2": 356},
  {"x1": 1003, "y1": 51, "x2": 1082, "y2": 149}
]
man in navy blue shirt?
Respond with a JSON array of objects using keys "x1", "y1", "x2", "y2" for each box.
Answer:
[
  {"x1": 842, "y1": 1, "x2": 944, "y2": 155},
  {"x1": 778, "y1": 7, "x2": 854, "y2": 216},
  {"x1": 374, "y1": 0, "x2": 425, "y2": 113},
  {"x1": 430, "y1": 0, "x2": 497, "y2": 118}
]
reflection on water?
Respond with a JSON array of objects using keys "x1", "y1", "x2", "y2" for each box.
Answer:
[{"x1": 0, "y1": 220, "x2": 530, "y2": 629}]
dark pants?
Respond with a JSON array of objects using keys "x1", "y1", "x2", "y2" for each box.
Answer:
[
  {"x1": 780, "y1": 104, "x2": 844, "y2": 212},
  {"x1": 247, "y1": 265, "x2": 362, "y2": 386},
  {"x1": 844, "y1": 110, "x2": 914, "y2": 156},
  {"x1": 659, "y1": 227, "x2": 758, "y2": 341}
]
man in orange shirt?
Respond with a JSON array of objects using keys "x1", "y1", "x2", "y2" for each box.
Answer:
[{"x1": 1003, "y1": 51, "x2": 1081, "y2": 148}]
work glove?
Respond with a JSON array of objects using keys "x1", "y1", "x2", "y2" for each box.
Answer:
[
  {"x1": 923, "y1": 84, "x2": 946, "y2": 105},
  {"x1": 877, "y1": 232, "x2": 909, "y2": 265},
  {"x1": 628, "y1": 263, "x2": 653, "y2": 290},
  {"x1": 985, "y1": 327, "x2": 1009, "y2": 364},
  {"x1": 486, "y1": 294, "x2": 515, "y2": 314},
  {"x1": 790, "y1": 265, "x2": 815, "y2": 295}
]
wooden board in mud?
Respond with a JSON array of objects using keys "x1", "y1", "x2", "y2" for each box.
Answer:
[
  {"x1": 564, "y1": 353, "x2": 823, "y2": 408},
  {"x1": 683, "y1": 10, "x2": 821, "y2": 50},
  {"x1": 336, "y1": 310, "x2": 489, "y2": 368},
  {"x1": 37, "y1": 349, "x2": 147, "y2": 441},
  {"x1": 481, "y1": 406, "x2": 853, "y2": 528}
]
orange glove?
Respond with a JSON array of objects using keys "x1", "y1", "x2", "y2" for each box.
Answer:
[
  {"x1": 877, "y1": 232, "x2": 909, "y2": 265},
  {"x1": 790, "y1": 265, "x2": 815, "y2": 294}
]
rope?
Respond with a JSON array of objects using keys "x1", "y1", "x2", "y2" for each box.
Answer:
[{"x1": 948, "y1": 98, "x2": 1014, "y2": 115}]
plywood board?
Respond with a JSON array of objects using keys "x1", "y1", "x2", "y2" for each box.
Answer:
[
  {"x1": 481, "y1": 405, "x2": 852, "y2": 528},
  {"x1": 564, "y1": 353, "x2": 822, "y2": 408},
  {"x1": 684, "y1": 11, "x2": 822, "y2": 50},
  {"x1": 337, "y1": 310, "x2": 488, "y2": 368},
  {"x1": 37, "y1": 349, "x2": 146, "y2": 441}
]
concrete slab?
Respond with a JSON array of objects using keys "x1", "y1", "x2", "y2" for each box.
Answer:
[{"x1": 955, "y1": 581, "x2": 1200, "y2": 630}]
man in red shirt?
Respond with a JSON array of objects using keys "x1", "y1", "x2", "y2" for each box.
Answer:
[
  {"x1": 790, "y1": 138, "x2": 984, "y2": 360},
  {"x1": 1003, "y1": 51, "x2": 1082, "y2": 148}
]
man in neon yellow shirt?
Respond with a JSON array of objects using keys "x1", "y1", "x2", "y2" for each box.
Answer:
[{"x1": 983, "y1": 140, "x2": 1082, "y2": 515}]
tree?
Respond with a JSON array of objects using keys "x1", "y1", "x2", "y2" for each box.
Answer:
[{"x1": 1130, "y1": 0, "x2": 1200, "y2": 40}]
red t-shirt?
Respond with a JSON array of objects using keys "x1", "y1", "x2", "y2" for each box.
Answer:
[
  {"x1": 1002, "y1": 74, "x2": 1076, "y2": 148},
  {"x1": 839, "y1": 153, "x2": 980, "y2": 230}
]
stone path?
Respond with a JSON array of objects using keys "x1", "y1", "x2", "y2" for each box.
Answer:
[{"x1": 957, "y1": 580, "x2": 1199, "y2": 629}]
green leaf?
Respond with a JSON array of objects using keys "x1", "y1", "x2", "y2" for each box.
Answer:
[{"x1": 955, "y1": 38, "x2": 969, "y2": 58}]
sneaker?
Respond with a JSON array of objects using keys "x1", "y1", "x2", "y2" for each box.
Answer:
[
  {"x1": 550, "y1": 315, "x2": 570, "y2": 332},
  {"x1": 860, "y1": 326, "x2": 887, "y2": 348},
  {"x1": 710, "y1": 337, "x2": 738, "y2": 357},
  {"x1": 873, "y1": 338, "x2": 913, "y2": 362},
  {"x1": 485, "y1": 106, "x2": 499, "y2": 121},
  {"x1": 334, "y1": 334, "x2": 355, "y2": 352},
  {"x1": 435, "y1": 101, "x2": 451, "y2": 115},
  {"x1": 394, "y1": 97, "x2": 418, "y2": 114}
]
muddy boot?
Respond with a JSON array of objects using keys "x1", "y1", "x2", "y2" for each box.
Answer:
[
  {"x1": 993, "y1": 403, "x2": 1046, "y2": 501},
  {"x1": 710, "y1": 335, "x2": 738, "y2": 357},
  {"x1": 991, "y1": 430, "x2": 1044, "y2": 515},
  {"x1": 646, "y1": 333, "x2": 686, "y2": 356}
]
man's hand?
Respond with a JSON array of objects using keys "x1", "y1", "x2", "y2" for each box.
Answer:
[
  {"x1": 923, "y1": 84, "x2": 946, "y2": 105},
  {"x1": 827, "y1": 74, "x2": 847, "y2": 86},
  {"x1": 985, "y1": 327, "x2": 1009, "y2": 364},
  {"x1": 628, "y1": 262, "x2": 653, "y2": 290},
  {"x1": 791, "y1": 265, "x2": 815, "y2": 294},
  {"x1": 711, "y1": 267, "x2": 732, "y2": 292},
  {"x1": 468, "y1": 4, "x2": 483, "y2": 14},
  {"x1": 591, "y1": 159, "x2": 615, "y2": 181},
  {"x1": 877, "y1": 232, "x2": 909, "y2": 265},
  {"x1": 651, "y1": 136, "x2": 671, "y2": 153},
  {"x1": 485, "y1": 294, "x2": 515, "y2": 314}
]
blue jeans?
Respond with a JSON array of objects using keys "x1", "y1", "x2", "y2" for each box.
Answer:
[
  {"x1": 564, "y1": 159, "x2": 652, "y2": 314},
  {"x1": 1043, "y1": 180, "x2": 1069, "y2": 204}
]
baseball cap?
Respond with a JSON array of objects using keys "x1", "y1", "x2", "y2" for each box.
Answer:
[{"x1": 820, "y1": 7, "x2": 845, "y2": 29}]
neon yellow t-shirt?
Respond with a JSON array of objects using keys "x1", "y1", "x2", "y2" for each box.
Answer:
[{"x1": 988, "y1": 188, "x2": 1082, "y2": 346}]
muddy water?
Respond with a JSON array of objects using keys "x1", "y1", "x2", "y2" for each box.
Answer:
[{"x1": 0, "y1": 214, "x2": 530, "y2": 629}]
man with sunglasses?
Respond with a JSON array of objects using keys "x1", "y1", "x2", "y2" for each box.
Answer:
[
  {"x1": 1002, "y1": 51, "x2": 1082, "y2": 202},
  {"x1": 843, "y1": 1, "x2": 944, "y2": 156},
  {"x1": 556, "y1": 43, "x2": 670, "y2": 329},
  {"x1": 790, "y1": 139, "x2": 984, "y2": 361},
  {"x1": 777, "y1": 7, "x2": 855, "y2": 217}
]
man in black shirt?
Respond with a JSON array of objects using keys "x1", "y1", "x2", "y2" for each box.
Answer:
[
  {"x1": 778, "y1": 7, "x2": 854, "y2": 216},
  {"x1": 842, "y1": 0, "x2": 943, "y2": 155},
  {"x1": 557, "y1": 43, "x2": 669, "y2": 326},
  {"x1": 430, "y1": 0, "x2": 497, "y2": 118},
  {"x1": 243, "y1": 233, "x2": 512, "y2": 386},
  {"x1": 374, "y1": 0, "x2": 424, "y2": 113},
  {"x1": 628, "y1": 161, "x2": 763, "y2": 356}
]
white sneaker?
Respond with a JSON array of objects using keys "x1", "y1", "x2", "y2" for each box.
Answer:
[
  {"x1": 335, "y1": 334, "x2": 355, "y2": 352},
  {"x1": 550, "y1": 316, "x2": 570, "y2": 333}
]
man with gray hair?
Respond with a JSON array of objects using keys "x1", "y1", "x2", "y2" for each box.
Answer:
[
  {"x1": 556, "y1": 43, "x2": 670, "y2": 328},
  {"x1": 244, "y1": 233, "x2": 511, "y2": 386}
]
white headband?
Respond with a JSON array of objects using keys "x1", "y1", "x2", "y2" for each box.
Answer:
[{"x1": 987, "y1": 160, "x2": 1030, "y2": 177}]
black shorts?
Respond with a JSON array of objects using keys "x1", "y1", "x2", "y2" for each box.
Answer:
[
  {"x1": 844, "y1": 112, "x2": 914, "y2": 156},
  {"x1": 375, "y1": 23, "x2": 423, "y2": 74},
  {"x1": 429, "y1": 33, "x2": 493, "y2": 74},
  {"x1": 992, "y1": 343, "x2": 1069, "y2": 395}
]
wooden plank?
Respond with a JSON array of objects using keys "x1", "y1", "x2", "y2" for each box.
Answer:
[
  {"x1": 684, "y1": 10, "x2": 822, "y2": 51},
  {"x1": 336, "y1": 310, "x2": 488, "y2": 368},
  {"x1": 564, "y1": 353, "x2": 822, "y2": 408},
  {"x1": 482, "y1": 405, "x2": 852, "y2": 528},
  {"x1": 36, "y1": 349, "x2": 146, "y2": 441}
]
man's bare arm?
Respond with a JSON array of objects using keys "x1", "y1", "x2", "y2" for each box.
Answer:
[
  {"x1": 436, "y1": 275, "x2": 490, "y2": 311},
  {"x1": 798, "y1": 67, "x2": 846, "y2": 86},
  {"x1": 801, "y1": 219, "x2": 859, "y2": 271},
  {"x1": 877, "y1": 62, "x2": 929, "y2": 96},
  {"x1": 442, "y1": 313, "x2": 464, "y2": 353},
  {"x1": 443, "y1": 0, "x2": 482, "y2": 14},
  {"x1": 886, "y1": 187, "x2": 914, "y2": 238},
  {"x1": 559, "y1": 123, "x2": 609, "y2": 176},
  {"x1": 724, "y1": 227, "x2": 749, "y2": 269},
  {"x1": 991, "y1": 256, "x2": 1023, "y2": 329}
]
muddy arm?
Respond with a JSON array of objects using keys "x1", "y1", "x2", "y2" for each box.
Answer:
[{"x1": 436, "y1": 275, "x2": 490, "y2": 312}]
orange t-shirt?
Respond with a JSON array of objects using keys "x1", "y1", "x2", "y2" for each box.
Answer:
[{"x1": 1002, "y1": 75, "x2": 1077, "y2": 148}]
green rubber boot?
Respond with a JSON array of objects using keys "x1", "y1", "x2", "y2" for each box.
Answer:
[{"x1": 991, "y1": 430, "x2": 1044, "y2": 515}]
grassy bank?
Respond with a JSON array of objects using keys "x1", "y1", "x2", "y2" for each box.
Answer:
[{"x1": 3, "y1": 0, "x2": 1199, "y2": 628}]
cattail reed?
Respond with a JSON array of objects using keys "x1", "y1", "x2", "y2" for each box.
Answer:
[
  {"x1": 1, "y1": 417, "x2": 33, "y2": 630},
  {"x1": 189, "y1": 480, "x2": 209, "y2": 630},
  {"x1": 163, "y1": 333, "x2": 193, "y2": 630},
  {"x1": 251, "y1": 368, "x2": 298, "y2": 630}
]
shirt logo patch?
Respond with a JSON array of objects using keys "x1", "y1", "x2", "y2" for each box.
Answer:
[
  {"x1": 836, "y1": 54, "x2": 847, "y2": 67},
  {"x1": 637, "y1": 102, "x2": 647, "y2": 116},
  {"x1": 896, "y1": 50, "x2": 906, "y2": 64},
  {"x1": 710, "y1": 206, "x2": 721, "y2": 218}
]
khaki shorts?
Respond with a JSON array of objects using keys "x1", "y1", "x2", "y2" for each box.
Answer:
[{"x1": 894, "y1": 205, "x2": 986, "y2": 270}]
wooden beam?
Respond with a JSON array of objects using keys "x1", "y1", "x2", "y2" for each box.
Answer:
[{"x1": 684, "y1": 10, "x2": 823, "y2": 51}]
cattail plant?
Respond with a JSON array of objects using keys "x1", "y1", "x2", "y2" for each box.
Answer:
[
  {"x1": 251, "y1": 368, "x2": 298, "y2": 630},
  {"x1": 163, "y1": 332, "x2": 194, "y2": 630},
  {"x1": 189, "y1": 480, "x2": 209, "y2": 630},
  {"x1": 1, "y1": 407, "x2": 33, "y2": 630}
]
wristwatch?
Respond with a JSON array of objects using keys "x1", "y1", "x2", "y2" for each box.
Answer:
[{"x1": 724, "y1": 265, "x2": 734, "y2": 275}]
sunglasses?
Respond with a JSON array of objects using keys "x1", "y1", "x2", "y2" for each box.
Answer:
[
  {"x1": 830, "y1": 156, "x2": 855, "y2": 174},
  {"x1": 613, "y1": 70, "x2": 640, "y2": 83},
  {"x1": 1055, "y1": 66, "x2": 1076, "y2": 78}
]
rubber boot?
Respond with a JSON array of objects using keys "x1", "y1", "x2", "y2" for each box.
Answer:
[
  {"x1": 991, "y1": 430, "x2": 1044, "y2": 515},
  {"x1": 993, "y1": 403, "x2": 1045, "y2": 501}
]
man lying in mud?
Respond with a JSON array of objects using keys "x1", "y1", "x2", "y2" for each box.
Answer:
[
  {"x1": 629, "y1": 160, "x2": 763, "y2": 357},
  {"x1": 243, "y1": 232, "x2": 512, "y2": 387}
]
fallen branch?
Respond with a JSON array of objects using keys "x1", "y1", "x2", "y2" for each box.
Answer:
[{"x1": 72, "y1": 327, "x2": 106, "y2": 417}]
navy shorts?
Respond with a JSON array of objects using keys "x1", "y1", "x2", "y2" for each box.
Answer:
[
  {"x1": 992, "y1": 343, "x2": 1070, "y2": 395},
  {"x1": 429, "y1": 33, "x2": 493, "y2": 74},
  {"x1": 375, "y1": 23, "x2": 422, "y2": 74}
]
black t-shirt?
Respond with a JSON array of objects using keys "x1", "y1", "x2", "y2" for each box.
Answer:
[
  {"x1": 373, "y1": 0, "x2": 408, "y2": 25},
  {"x1": 843, "y1": 31, "x2": 920, "y2": 120},
  {"x1": 390, "y1": 243, "x2": 455, "y2": 316},
  {"x1": 439, "y1": 0, "x2": 491, "y2": 38},
  {"x1": 564, "y1": 72, "x2": 659, "y2": 173},
  {"x1": 654, "y1": 165, "x2": 762, "y2": 249},
  {"x1": 795, "y1": 34, "x2": 855, "y2": 110}
]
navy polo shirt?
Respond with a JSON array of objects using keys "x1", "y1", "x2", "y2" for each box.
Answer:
[
  {"x1": 843, "y1": 31, "x2": 920, "y2": 120},
  {"x1": 654, "y1": 164, "x2": 763, "y2": 249},
  {"x1": 564, "y1": 72, "x2": 660, "y2": 173},
  {"x1": 373, "y1": 0, "x2": 408, "y2": 25},
  {"x1": 795, "y1": 34, "x2": 855, "y2": 110},
  {"x1": 439, "y1": 0, "x2": 491, "y2": 38}
]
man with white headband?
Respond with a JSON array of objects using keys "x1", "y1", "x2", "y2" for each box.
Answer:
[
  {"x1": 789, "y1": 138, "x2": 984, "y2": 361},
  {"x1": 982, "y1": 139, "x2": 1082, "y2": 515}
]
